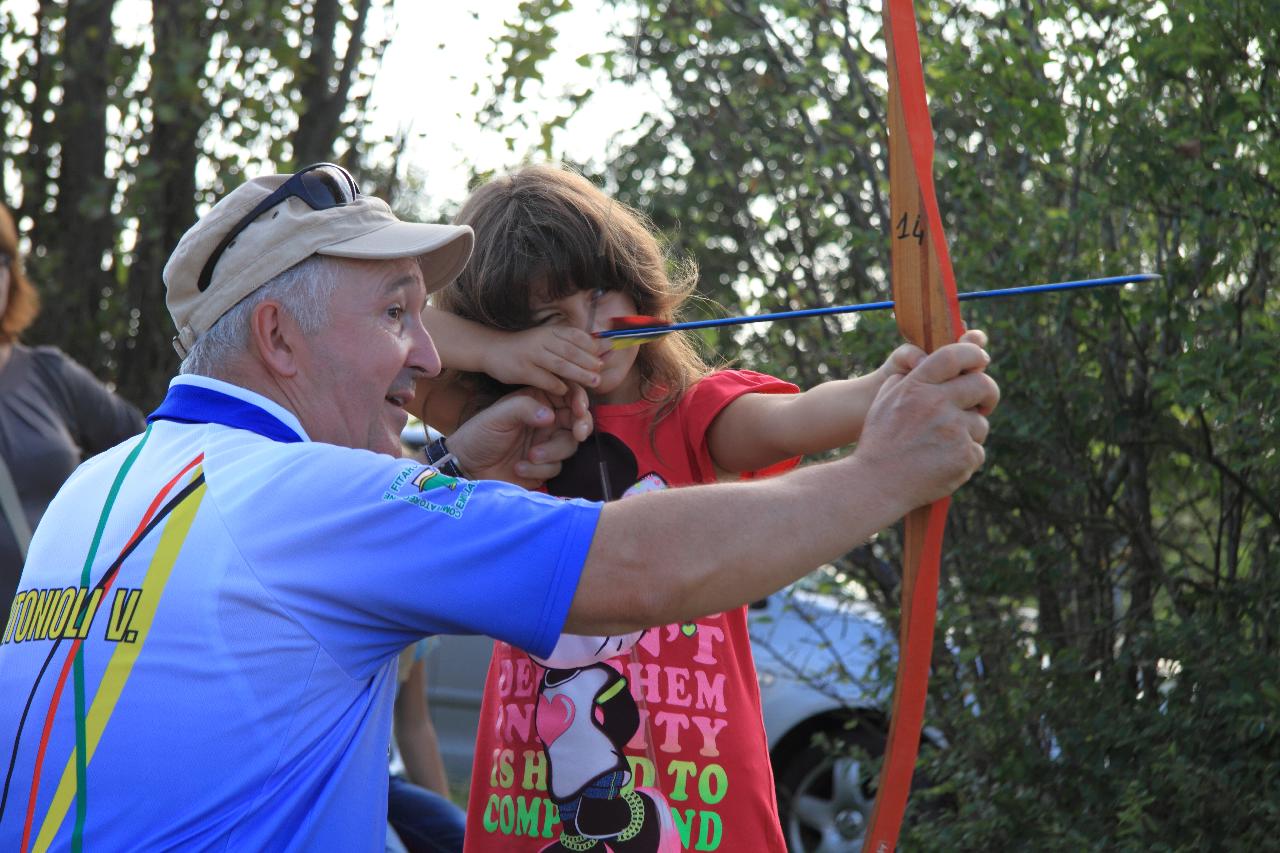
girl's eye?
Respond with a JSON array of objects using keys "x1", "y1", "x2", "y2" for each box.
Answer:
[
  {"x1": 534, "y1": 312, "x2": 564, "y2": 326},
  {"x1": 387, "y1": 305, "x2": 404, "y2": 321}
]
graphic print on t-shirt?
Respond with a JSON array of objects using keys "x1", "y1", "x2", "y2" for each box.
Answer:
[
  {"x1": 482, "y1": 612, "x2": 736, "y2": 851},
  {"x1": 484, "y1": 465, "x2": 732, "y2": 852}
]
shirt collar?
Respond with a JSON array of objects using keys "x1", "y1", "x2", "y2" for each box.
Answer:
[{"x1": 148, "y1": 375, "x2": 310, "y2": 444}]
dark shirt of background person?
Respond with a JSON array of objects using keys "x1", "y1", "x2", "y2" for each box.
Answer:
[{"x1": 0, "y1": 201, "x2": 144, "y2": 615}]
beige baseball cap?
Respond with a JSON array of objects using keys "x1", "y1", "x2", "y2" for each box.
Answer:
[{"x1": 164, "y1": 167, "x2": 474, "y2": 357}]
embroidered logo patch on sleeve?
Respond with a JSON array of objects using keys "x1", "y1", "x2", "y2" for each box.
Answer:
[
  {"x1": 383, "y1": 465, "x2": 476, "y2": 519},
  {"x1": 412, "y1": 466, "x2": 458, "y2": 492}
]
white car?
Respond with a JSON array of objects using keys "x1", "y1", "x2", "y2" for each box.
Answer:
[{"x1": 424, "y1": 582, "x2": 894, "y2": 851}]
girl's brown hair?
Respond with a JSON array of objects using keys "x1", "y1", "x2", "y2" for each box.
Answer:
[
  {"x1": 0, "y1": 202, "x2": 39, "y2": 343},
  {"x1": 436, "y1": 164, "x2": 708, "y2": 422}
]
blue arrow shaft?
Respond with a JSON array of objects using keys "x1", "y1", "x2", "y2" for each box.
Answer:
[{"x1": 598, "y1": 273, "x2": 1159, "y2": 339}]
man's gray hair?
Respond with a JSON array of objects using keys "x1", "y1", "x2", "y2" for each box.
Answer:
[{"x1": 179, "y1": 255, "x2": 340, "y2": 377}]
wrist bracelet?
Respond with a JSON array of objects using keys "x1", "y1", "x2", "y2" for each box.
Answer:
[{"x1": 425, "y1": 436, "x2": 466, "y2": 478}]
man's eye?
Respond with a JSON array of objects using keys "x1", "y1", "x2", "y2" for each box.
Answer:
[{"x1": 387, "y1": 305, "x2": 404, "y2": 321}]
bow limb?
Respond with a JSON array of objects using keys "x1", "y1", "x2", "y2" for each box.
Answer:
[{"x1": 863, "y1": 1, "x2": 965, "y2": 851}]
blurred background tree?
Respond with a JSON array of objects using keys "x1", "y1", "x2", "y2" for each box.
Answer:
[
  {"x1": 0, "y1": 0, "x2": 394, "y2": 406},
  {"x1": 1, "y1": 0, "x2": 1276, "y2": 846}
]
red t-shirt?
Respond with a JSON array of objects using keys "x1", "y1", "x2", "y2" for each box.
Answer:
[{"x1": 464, "y1": 370, "x2": 799, "y2": 853}]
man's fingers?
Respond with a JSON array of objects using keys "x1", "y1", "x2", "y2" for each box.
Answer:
[
  {"x1": 566, "y1": 385, "x2": 592, "y2": 441},
  {"x1": 528, "y1": 428, "x2": 580, "y2": 470},
  {"x1": 963, "y1": 409, "x2": 991, "y2": 445},
  {"x1": 963, "y1": 437, "x2": 987, "y2": 478},
  {"x1": 569, "y1": 384, "x2": 590, "y2": 418},
  {"x1": 889, "y1": 343, "x2": 927, "y2": 374},
  {"x1": 513, "y1": 460, "x2": 564, "y2": 485},
  {"x1": 910, "y1": 342, "x2": 991, "y2": 385},
  {"x1": 946, "y1": 371, "x2": 1001, "y2": 416},
  {"x1": 489, "y1": 393, "x2": 557, "y2": 430},
  {"x1": 536, "y1": 384, "x2": 593, "y2": 443}
]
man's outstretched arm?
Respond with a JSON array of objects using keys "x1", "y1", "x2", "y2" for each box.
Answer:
[{"x1": 565, "y1": 339, "x2": 998, "y2": 635}]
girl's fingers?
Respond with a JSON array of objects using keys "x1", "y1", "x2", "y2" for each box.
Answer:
[
  {"x1": 550, "y1": 329, "x2": 607, "y2": 370},
  {"x1": 539, "y1": 354, "x2": 600, "y2": 389},
  {"x1": 523, "y1": 368, "x2": 569, "y2": 397}
]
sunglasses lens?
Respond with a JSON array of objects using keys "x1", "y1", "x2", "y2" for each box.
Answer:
[{"x1": 296, "y1": 165, "x2": 359, "y2": 209}]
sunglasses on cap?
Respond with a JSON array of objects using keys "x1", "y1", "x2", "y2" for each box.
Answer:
[{"x1": 197, "y1": 162, "x2": 361, "y2": 293}]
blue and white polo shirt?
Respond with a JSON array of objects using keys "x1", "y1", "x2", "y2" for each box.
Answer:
[{"x1": 0, "y1": 375, "x2": 599, "y2": 851}]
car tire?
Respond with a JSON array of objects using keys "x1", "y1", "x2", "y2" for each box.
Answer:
[{"x1": 774, "y1": 723, "x2": 885, "y2": 852}]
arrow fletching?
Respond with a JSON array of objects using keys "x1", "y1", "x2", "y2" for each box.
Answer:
[{"x1": 603, "y1": 314, "x2": 670, "y2": 348}]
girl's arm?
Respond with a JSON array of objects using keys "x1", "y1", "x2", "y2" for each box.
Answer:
[
  {"x1": 404, "y1": 376, "x2": 473, "y2": 434},
  {"x1": 708, "y1": 332, "x2": 986, "y2": 473},
  {"x1": 423, "y1": 306, "x2": 605, "y2": 396},
  {"x1": 706, "y1": 371, "x2": 890, "y2": 473}
]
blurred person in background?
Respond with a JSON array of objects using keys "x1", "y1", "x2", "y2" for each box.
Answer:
[
  {"x1": 0, "y1": 200, "x2": 145, "y2": 614},
  {"x1": 388, "y1": 638, "x2": 466, "y2": 852}
]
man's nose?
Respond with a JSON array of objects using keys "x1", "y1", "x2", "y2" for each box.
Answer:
[{"x1": 408, "y1": 316, "x2": 442, "y2": 379}]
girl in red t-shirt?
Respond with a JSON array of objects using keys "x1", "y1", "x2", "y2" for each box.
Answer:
[{"x1": 427, "y1": 164, "x2": 922, "y2": 853}]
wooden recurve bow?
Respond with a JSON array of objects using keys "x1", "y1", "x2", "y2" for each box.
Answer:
[{"x1": 862, "y1": 1, "x2": 966, "y2": 851}]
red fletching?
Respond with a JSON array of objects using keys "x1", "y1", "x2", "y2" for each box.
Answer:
[
  {"x1": 597, "y1": 315, "x2": 671, "y2": 349},
  {"x1": 607, "y1": 315, "x2": 666, "y2": 332}
]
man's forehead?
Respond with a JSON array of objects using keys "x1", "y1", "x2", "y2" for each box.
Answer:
[
  {"x1": 335, "y1": 255, "x2": 424, "y2": 293},
  {"x1": 382, "y1": 259, "x2": 426, "y2": 295}
]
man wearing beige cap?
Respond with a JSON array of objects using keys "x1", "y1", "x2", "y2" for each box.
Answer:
[{"x1": 0, "y1": 163, "x2": 998, "y2": 850}]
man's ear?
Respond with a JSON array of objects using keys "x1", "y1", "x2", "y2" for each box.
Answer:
[{"x1": 249, "y1": 300, "x2": 302, "y2": 378}]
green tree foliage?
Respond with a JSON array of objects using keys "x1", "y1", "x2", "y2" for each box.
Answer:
[
  {"x1": 484, "y1": 0, "x2": 1279, "y2": 846},
  {"x1": 0, "y1": 0, "x2": 393, "y2": 406}
]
